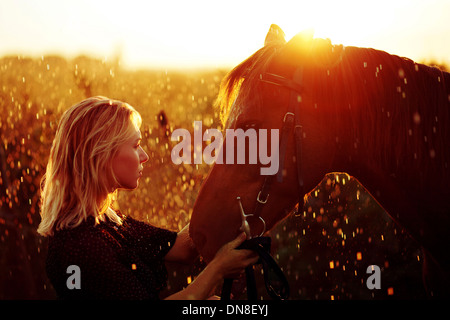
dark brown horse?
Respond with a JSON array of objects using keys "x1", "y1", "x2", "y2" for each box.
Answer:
[{"x1": 189, "y1": 25, "x2": 450, "y2": 297}]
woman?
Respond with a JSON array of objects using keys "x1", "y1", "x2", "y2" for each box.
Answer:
[{"x1": 38, "y1": 96, "x2": 257, "y2": 299}]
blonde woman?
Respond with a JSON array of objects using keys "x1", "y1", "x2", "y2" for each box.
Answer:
[{"x1": 38, "y1": 96, "x2": 257, "y2": 300}]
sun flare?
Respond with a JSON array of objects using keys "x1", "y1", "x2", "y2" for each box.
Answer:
[
  {"x1": 270, "y1": 0, "x2": 398, "y2": 48},
  {"x1": 0, "y1": 0, "x2": 448, "y2": 68}
]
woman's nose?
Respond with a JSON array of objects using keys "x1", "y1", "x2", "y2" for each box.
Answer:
[{"x1": 140, "y1": 147, "x2": 149, "y2": 163}]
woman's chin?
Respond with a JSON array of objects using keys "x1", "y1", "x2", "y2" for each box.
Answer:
[{"x1": 117, "y1": 182, "x2": 139, "y2": 191}]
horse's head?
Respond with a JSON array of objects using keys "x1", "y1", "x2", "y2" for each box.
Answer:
[{"x1": 190, "y1": 25, "x2": 345, "y2": 262}]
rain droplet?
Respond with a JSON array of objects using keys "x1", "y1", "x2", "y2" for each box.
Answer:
[
  {"x1": 413, "y1": 112, "x2": 421, "y2": 125},
  {"x1": 430, "y1": 149, "x2": 436, "y2": 159}
]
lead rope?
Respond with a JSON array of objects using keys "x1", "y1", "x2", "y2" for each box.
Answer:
[{"x1": 221, "y1": 237, "x2": 289, "y2": 300}]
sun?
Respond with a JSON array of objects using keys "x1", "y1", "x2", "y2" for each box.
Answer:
[
  {"x1": 0, "y1": 0, "x2": 444, "y2": 69},
  {"x1": 276, "y1": 0, "x2": 397, "y2": 48}
]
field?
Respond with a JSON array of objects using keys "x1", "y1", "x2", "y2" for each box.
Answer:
[{"x1": 0, "y1": 54, "x2": 429, "y2": 299}]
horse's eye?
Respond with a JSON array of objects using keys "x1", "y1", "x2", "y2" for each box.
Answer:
[{"x1": 240, "y1": 121, "x2": 260, "y2": 130}]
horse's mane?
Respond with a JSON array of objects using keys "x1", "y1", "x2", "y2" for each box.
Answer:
[
  {"x1": 336, "y1": 47, "x2": 450, "y2": 186},
  {"x1": 216, "y1": 38, "x2": 450, "y2": 186}
]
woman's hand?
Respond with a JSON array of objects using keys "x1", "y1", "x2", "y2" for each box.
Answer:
[
  {"x1": 165, "y1": 232, "x2": 258, "y2": 300},
  {"x1": 209, "y1": 232, "x2": 259, "y2": 279}
]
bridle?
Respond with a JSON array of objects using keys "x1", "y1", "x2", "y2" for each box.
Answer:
[
  {"x1": 222, "y1": 67, "x2": 306, "y2": 300},
  {"x1": 237, "y1": 67, "x2": 306, "y2": 239}
]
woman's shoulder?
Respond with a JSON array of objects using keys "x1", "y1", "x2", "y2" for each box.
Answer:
[
  {"x1": 49, "y1": 216, "x2": 116, "y2": 256},
  {"x1": 123, "y1": 215, "x2": 177, "y2": 242}
]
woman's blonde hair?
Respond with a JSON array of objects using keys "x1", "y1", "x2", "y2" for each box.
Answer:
[{"x1": 37, "y1": 96, "x2": 142, "y2": 236}]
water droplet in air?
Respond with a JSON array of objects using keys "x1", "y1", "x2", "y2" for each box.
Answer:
[
  {"x1": 413, "y1": 112, "x2": 421, "y2": 125},
  {"x1": 430, "y1": 149, "x2": 436, "y2": 159}
]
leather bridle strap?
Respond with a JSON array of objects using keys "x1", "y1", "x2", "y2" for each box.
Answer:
[
  {"x1": 252, "y1": 68, "x2": 305, "y2": 221},
  {"x1": 260, "y1": 72, "x2": 304, "y2": 94},
  {"x1": 250, "y1": 105, "x2": 295, "y2": 220},
  {"x1": 220, "y1": 68, "x2": 304, "y2": 301},
  {"x1": 290, "y1": 68, "x2": 306, "y2": 213}
]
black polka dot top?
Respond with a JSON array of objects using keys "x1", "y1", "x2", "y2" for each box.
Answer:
[{"x1": 46, "y1": 212, "x2": 177, "y2": 300}]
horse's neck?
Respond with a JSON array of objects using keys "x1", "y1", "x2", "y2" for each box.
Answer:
[
  {"x1": 332, "y1": 101, "x2": 449, "y2": 209},
  {"x1": 328, "y1": 66, "x2": 450, "y2": 265},
  {"x1": 332, "y1": 59, "x2": 449, "y2": 192}
]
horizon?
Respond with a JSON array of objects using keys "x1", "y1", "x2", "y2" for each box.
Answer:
[{"x1": 1, "y1": 0, "x2": 450, "y2": 70}]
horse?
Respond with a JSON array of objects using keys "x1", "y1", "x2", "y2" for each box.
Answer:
[{"x1": 189, "y1": 24, "x2": 450, "y2": 298}]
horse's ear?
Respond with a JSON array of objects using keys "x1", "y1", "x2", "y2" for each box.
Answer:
[{"x1": 264, "y1": 24, "x2": 286, "y2": 46}]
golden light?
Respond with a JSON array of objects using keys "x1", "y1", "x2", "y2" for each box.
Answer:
[
  {"x1": 387, "y1": 287, "x2": 394, "y2": 295},
  {"x1": 2, "y1": 0, "x2": 449, "y2": 69},
  {"x1": 356, "y1": 252, "x2": 362, "y2": 260},
  {"x1": 281, "y1": 1, "x2": 396, "y2": 45}
]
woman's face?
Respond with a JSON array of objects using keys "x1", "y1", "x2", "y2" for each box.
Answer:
[{"x1": 111, "y1": 127, "x2": 149, "y2": 190}]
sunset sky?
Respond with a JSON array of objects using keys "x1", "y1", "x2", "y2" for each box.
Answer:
[{"x1": 0, "y1": 0, "x2": 449, "y2": 69}]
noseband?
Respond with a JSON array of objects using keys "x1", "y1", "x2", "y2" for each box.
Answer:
[{"x1": 222, "y1": 68, "x2": 305, "y2": 300}]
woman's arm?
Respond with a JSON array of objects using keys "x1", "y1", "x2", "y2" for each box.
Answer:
[
  {"x1": 165, "y1": 232, "x2": 258, "y2": 300},
  {"x1": 164, "y1": 223, "x2": 198, "y2": 264},
  {"x1": 164, "y1": 257, "x2": 222, "y2": 300}
]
